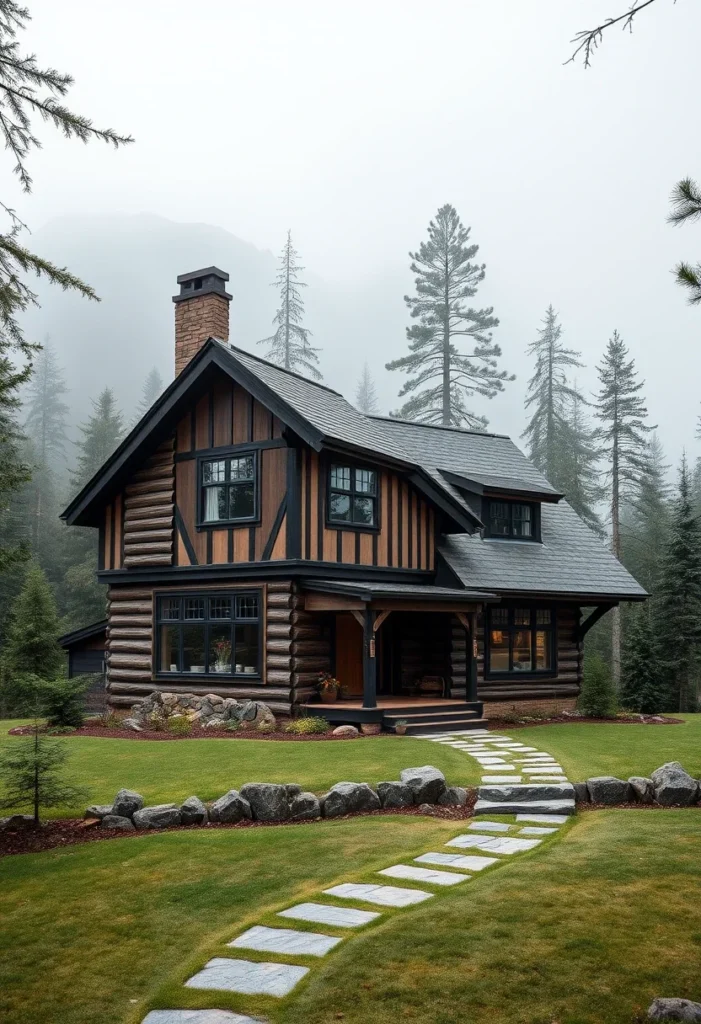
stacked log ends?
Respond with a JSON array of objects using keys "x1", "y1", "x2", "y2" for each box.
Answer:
[
  {"x1": 106, "y1": 588, "x2": 154, "y2": 694},
  {"x1": 123, "y1": 438, "x2": 174, "y2": 568}
]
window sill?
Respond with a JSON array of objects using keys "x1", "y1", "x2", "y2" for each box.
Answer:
[
  {"x1": 155, "y1": 672, "x2": 263, "y2": 682},
  {"x1": 485, "y1": 671, "x2": 558, "y2": 680},
  {"x1": 325, "y1": 520, "x2": 380, "y2": 534},
  {"x1": 196, "y1": 518, "x2": 260, "y2": 531}
]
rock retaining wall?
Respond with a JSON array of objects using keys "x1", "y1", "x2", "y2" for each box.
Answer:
[{"x1": 575, "y1": 762, "x2": 700, "y2": 807}]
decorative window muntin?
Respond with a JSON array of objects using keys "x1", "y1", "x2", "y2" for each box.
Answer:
[
  {"x1": 487, "y1": 606, "x2": 554, "y2": 676},
  {"x1": 201, "y1": 454, "x2": 256, "y2": 524},
  {"x1": 156, "y1": 591, "x2": 261, "y2": 677},
  {"x1": 488, "y1": 500, "x2": 536, "y2": 539},
  {"x1": 328, "y1": 463, "x2": 378, "y2": 527}
]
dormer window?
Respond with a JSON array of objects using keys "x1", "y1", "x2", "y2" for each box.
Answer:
[
  {"x1": 487, "y1": 500, "x2": 538, "y2": 540},
  {"x1": 328, "y1": 463, "x2": 377, "y2": 527}
]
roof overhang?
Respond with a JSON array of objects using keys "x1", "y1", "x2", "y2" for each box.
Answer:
[
  {"x1": 302, "y1": 578, "x2": 496, "y2": 613},
  {"x1": 439, "y1": 469, "x2": 563, "y2": 503},
  {"x1": 58, "y1": 619, "x2": 108, "y2": 649}
]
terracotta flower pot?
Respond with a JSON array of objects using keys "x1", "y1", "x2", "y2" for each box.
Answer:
[{"x1": 321, "y1": 687, "x2": 338, "y2": 703}]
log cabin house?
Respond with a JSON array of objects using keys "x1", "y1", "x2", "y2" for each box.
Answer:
[{"x1": 61, "y1": 267, "x2": 646, "y2": 733}]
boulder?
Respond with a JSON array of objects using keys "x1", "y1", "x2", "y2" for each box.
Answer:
[
  {"x1": 180, "y1": 796, "x2": 208, "y2": 825},
  {"x1": 112, "y1": 788, "x2": 144, "y2": 818},
  {"x1": 400, "y1": 766, "x2": 447, "y2": 805},
  {"x1": 101, "y1": 814, "x2": 135, "y2": 830},
  {"x1": 289, "y1": 792, "x2": 321, "y2": 820},
  {"x1": 240, "y1": 783, "x2": 291, "y2": 821},
  {"x1": 332, "y1": 725, "x2": 359, "y2": 738},
  {"x1": 208, "y1": 790, "x2": 252, "y2": 824},
  {"x1": 0, "y1": 814, "x2": 36, "y2": 829},
  {"x1": 647, "y1": 998, "x2": 701, "y2": 1021},
  {"x1": 438, "y1": 786, "x2": 468, "y2": 807},
  {"x1": 573, "y1": 782, "x2": 590, "y2": 804},
  {"x1": 203, "y1": 717, "x2": 225, "y2": 730},
  {"x1": 629, "y1": 776, "x2": 655, "y2": 804},
  {"x1": 122, "y1": 718, "x2": 143, "y2": 732},
  {"x1": 321, "y1": 782, "x2": 381, "y2": 817},
  {"x1": 377, "y1": 781, "x2": 414, "y2": 808},
  {"x1": 585, "y1": 776, "x2": 631, "y2": 805},
  {"x1": 84, "y1": 804, "x2": 114, "y2": 820},
  {"x1": 235, "y1": 701, "x2": 277, "y2": 731},
  {"x1": 132, "y1": 804, "x2": 182, "y2": 830},
  {"x1": 285, "y1": 784, "x2": 302, "y2": 798},
  {"x1": 360, "y1": 723, "x2": 381, "y2": 735},
  {"x1": 651, "y1": 762, "x2": 699, "y2": 807}
]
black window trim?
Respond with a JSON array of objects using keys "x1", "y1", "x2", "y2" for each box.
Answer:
[
  {"x1": 485, "y1": 603, "x2": 557, "y2": 679},
  {"x1": 325, "y1": 458, "x2": 381, "y2": 533},
  {"x1": 154, "y1": 588, "x2": 263, "y2": 681},
  {"x1": 484, "y1": 497, "x2": 541, "y2": 542},
  {"x1": 196, "y1": 448, "x2": 261, "y2": 530}
]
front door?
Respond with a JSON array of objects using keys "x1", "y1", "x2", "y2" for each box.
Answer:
[{"x1": 335, "y1": 613, "x2": 364, "y2": 697}]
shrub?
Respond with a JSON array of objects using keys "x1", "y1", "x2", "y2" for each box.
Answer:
[
  {"x1": 577, "y1": 655, "x2": 617, "y2": 718},
  {"x1": 284, "y1": 716, "x2": 328, "y2": 735},
  {"x1": 166, "y1": 715, "x2": 192, "y2": 736},
  {"x1": 90, "y1": 711, "x2": 122, "y2": 729},
  {"x1": 38, "y1": 677, "x2": 88, "y2": 728}
]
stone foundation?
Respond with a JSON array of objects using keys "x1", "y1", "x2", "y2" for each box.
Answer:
[{"x1": 482, "y1": 697, "x2": 578, "y2": 718}]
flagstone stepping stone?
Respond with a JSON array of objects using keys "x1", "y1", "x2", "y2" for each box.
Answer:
[
  {"x1": 506, "y1": 746, "x2": 538, "y2": 752},
  {"x1": 278, "y1": 903, "x2": 380, "y2": 928},
  {"x1": 378, "y1": 864, "x2": 469, "y2": 886},
  {"x1": 528, "y1": 776, "x2": 568, "y2": 783},
  {"x1": 415, "y1": 852, "x2": 498, "y2": 870},
  {"x1": 475, "y1": 798, "x2": 575, "y2": 815},
  {"x1": 522, "y1": 768, "x2": 565, "y2": 775},
  {"x1": 186, "y1": 958, "x2": 309, "y2": 997},
  {"x1": 467, "y1": 820, "x2": 511, "y2": 832},
  {"x1": 518, "y1": 826, "x2": 558, "y2": 836},
  {"x1": 323, "y1": 883, "x2": 433, "y2": 907},
  {"x1": 446, "y1": 834, "x2": 541, "y2": 854},
  {"x1": 516, "y1": 813, "x2": 568, "y2": 825},
  {"x1": 228, "y1": 925, "x2": 341, "y2": 957},
  {"x1": 481, "y1": 776, "x2": 523, "y2": 784},
  {"x1": 142, "y1": 1011, "x2": 261, "y2": 1024}
]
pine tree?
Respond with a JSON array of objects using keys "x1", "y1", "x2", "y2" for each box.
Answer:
[
  {"x1": 522, "y1": 305, "x2": 584, "y2": 484},
  {"x1": 0, "y1": 726, "x2": 86, "y2": 824},
  {"x1": 594, "y1": 331, "x2": 653, "y2": 686},
  {"x1": 577, "y1": 652, "x2": 617, "y2": 718},
  {"x1": 620, "y1": 433, "x2": 671, "y2": 594},
  {"x1": 656, "y1": 455, "x2": 701, "y2": 713},
  {"x1": 259, "y1": 231, "x2": 320, "y2": 379},
  {"x1": 668, "y1": 177, "x2": 701, "y2": 305},
  {"x1": 620, "y1": 604, "x2": 666, "y2": 714},
  {"x1": 0, "y1": 341, "x2": 30, "y2": 577},
  {"x1": 71, "y1": 388, "x2": 124, "y2": 491},
  {"x1": 558, "y1": 388, "x2": 604, "y2": 534},
  {"x1": 23, "y1": 340, "x2": 69, "y2": 556},
  {"x1": 135, "y1": 367, "x2": 164, "y2": 420},
  {"x1": 355, "y1": 362, "x2": 379, "y2": 415},
  {"x1": 386, "y1": 204, "x2": 512, "y2": 428},
  {"x1": 2, "y1": 562, "x2": 64, "y2": 680}
]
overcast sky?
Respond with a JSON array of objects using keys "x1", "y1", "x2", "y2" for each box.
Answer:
[{"x1": 14, "y1": 0, "x2": 701, "y2": 465}]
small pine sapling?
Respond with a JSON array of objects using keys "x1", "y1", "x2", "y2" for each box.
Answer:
[
  {"x1": 577, "y1": 654, "x2": 618, "y2": 718},
  {"x1": 0, "y1": 725, "x2": 87, "y2": 825}
]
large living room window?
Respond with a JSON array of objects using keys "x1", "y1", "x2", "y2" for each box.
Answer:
[
  {"x1": 200, "y1": 453, "x2": 257, "y2": 524},
  {"x1": 156, "y1": 592, "x2": 261, "y2": 677},
  {"x1": 487, "y1": 606, "x2": 554, "y2": 676},
  {"x1": 328, "y1": 463, "x2": 378, "y2": 527}
]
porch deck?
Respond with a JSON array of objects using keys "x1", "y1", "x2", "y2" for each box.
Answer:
[{"x1": 302, "y1": 696, "x2": 487, "y2": 734}]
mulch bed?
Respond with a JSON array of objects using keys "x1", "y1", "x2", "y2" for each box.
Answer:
[
  {"x1": 490, "y1": 714, "x2": 683, "y2": 729},
  {"x1": 0, "y1": 793, "x2": 477, "y2": 858},
  {"x1": 7, "y1": 725, "x2": 384, "y2": 742}
]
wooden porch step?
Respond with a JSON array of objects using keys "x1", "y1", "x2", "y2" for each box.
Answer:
[
  {"x1": 398, "y1": 717, "x2": 490, "y2": 735},
  {"x1": 383, "y1": 708, "x2": 481, "y2": 726}
]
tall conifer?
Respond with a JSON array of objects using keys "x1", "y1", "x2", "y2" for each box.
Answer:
[
  {"x1": 594, "y1": 331, "x2": 653, "y2": 686},
  {"x1": 558, "y1": 388, "x2": 604, "y2": 534},
  {"x1": 135, "y1": 367, "x2": 164, "y2": 420},
  {"x1": 386, "y1": 204, "x2": 512, "y2": 428},
  {"x1": 657, "y1": 455, "x2": 701, "y2": 712},
  {"x1": 620, "y1": 605, "x2": 666, "y2": 714},
  {"x1": 620, "y1": 433, "x2": 671, "y2": 594},
  {"x1": 259, "y1": 231, "x2": 320, "y2": 379},
  {"x1": 355, "y1": 362, "x2": 379, "y2": 415}
]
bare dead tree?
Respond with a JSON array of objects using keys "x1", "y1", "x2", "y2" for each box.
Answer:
[{"x1": 566, "y1": 0, "x2": 671, "y2": 67}]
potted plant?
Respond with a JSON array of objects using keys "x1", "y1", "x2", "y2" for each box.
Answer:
[
  {"x1": 213, "y1": 639, "x2": 232, "y2": 673},
  {"x1": 394, "y1": 719, "x2": 409, "y2": 736},
  {"x1": 317, "y1": 672, "x2": 340, "y2": 703}
]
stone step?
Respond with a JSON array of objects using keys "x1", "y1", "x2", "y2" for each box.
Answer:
[
  {"x1": 228, "y1": 924, "x2": 341, "y2": 957},
  {"x1": 402, "y1": 717, "x2": 489, "y2": 735},
  {"x1": 474, "y1": 798, "x2": 575, "y2": 816},
  {"x1": 143, "y1": 1012, "x2": 260, "y2": 1024},
  {"x1": 185, "y1": 957, "x2": 309, "y2": 997},
  {"x1": 477, "y1": 782, "x2": 575, "y2": 802}
]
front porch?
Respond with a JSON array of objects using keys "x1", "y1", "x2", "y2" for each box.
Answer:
[{"x1": 300, "y1": 579, "x2": 494, "y2": 732}]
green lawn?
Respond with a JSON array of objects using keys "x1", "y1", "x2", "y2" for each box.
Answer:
[
  {"x1": 511, "y1": 712, "x2": 701, "y2": 782},
  {"x1": 0, "y1": 720, "x2": 482, "y2": 817},
  {"x1": 1, "y1": 811, "x2": 700, "y2": 1024}
]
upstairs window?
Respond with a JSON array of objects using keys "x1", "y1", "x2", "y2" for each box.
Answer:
[
  {"x1": 487, "y1": 606, "x2": 554, "y2": 676},
  {"x1": 200, "y1": 454, "x2": 256, "y2": 524},
  {"x1": 328, "y1": 464, "x2": 377, "y2": 527},
  {"x1": 157, "y1": 592, "x2": 260, "y2": 677},
  {"x1": 488, "y1": 500, "x2": 536, "y2": 539}
]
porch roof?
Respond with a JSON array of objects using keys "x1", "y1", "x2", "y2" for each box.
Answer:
[{"x1": 302, "y1": 579, "x2": 495, "y2": 607}]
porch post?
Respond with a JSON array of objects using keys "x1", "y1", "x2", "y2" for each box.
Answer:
[
  {"x1": 467, "y1": 612, "x2": 479, "y2": 703},
  {"x1": 362, "y1": 607, "x2": 377, "y2": 710}
]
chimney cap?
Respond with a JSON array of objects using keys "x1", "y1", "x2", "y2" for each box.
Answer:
[{"x1": 173, "y1": 266, "x2": 232, "y2": 303}]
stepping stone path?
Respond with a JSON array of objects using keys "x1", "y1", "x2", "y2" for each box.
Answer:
[{"x1": 146, "y1": 728, "x2": 571, "y2": 1021}]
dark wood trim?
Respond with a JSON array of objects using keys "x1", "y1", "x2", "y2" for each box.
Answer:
[
  {"x1": 246, "y1": 392, "x2": 253, "y2": 443},
  {"x1": 99, "y1": 561, "x2": 434, "y2": 585},
  {"x1": 227, "y1": 529, "x2": 233, "y2": 562},
  {"x1": 305, "y1": 450, "x2": 312, "y2": 559},
  {"x1": 248, "y1": 526, "x2": 256, "y2": 562},
  {"x1": 317, "y1": 457, "x2": 324, "y2": 561},
  {"x1": 190, "y1": 407, "x2": 196, "y2": 452},
  {"x1": 174, "y1": 505, "x2": 199, "y2": 566},
  {"x1": 110, "y1": 499, "x2": 116, "y2": 570},
  {"x1": 355, "y1": 532, "x2": 360, "y2": 565},
  {"x1": 397, "y1": 483, "x2": 403, "y2": 568},
  {"x1": 175, "y1": 438, "x2": 287, "y2": 462},
  {"x1": 228, "y1": 384, "x2": 234, "y2": 446},
  {"x1": 387, "y1": 476, "x2": 393, "y2": 566},
  {"x1": 98, "y1": 522, "x2": 106, "y2": 571},
  {"x1": 286, "y1": 447, "x2": 302, "y2": 559},
  {"x1": 208, "y1": 391, "x2": 214, "y2": 449},
  {"x1": 372, "y1": 532, "x2": 378, "y2": 567},
  {"x1": 362, "y1": 607, "x2": 377, "y2": 709},
  {"x1": 336, "y1": 530, "x2": 342, "y2": 563},
  {"x1": 262, "y1": 495, "x2": 287, "y2": 561},
  {"x1": 577, "y1": 604, "x2": 615, "y2": 642},
  {"x1": 408, "y1": 489, "x2": 413, "y2": 568},
  {"x1": 206, "y1": 530, "x2": 213, "y2": 565}
]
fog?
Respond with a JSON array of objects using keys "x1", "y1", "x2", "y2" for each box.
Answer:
[{"x1": 14, "y1": 0, "x2": 701, "y2": 458}]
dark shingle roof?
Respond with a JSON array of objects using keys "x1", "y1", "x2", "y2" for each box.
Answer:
[
  {"x1": 302, "y1": 579, "x2": 495, "y2": 602},
  {"x1": 441, "y1": 501, "x2": 647, "y2": 600}
]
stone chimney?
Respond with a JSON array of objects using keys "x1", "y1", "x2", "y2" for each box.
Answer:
[{"x1": 172, "y1": 267, "x2": 232, "y2": 376}]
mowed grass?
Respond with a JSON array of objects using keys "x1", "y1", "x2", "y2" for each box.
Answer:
[
  {"x1": 1, "y1": 811, "x2": 700, "y2": 1024},
  {"x1": 510, "y1": 712, "x2": 701, "y2": 782},
  {"x1": 0, "y1": 720, "x2": 481, "y2": 816}
]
